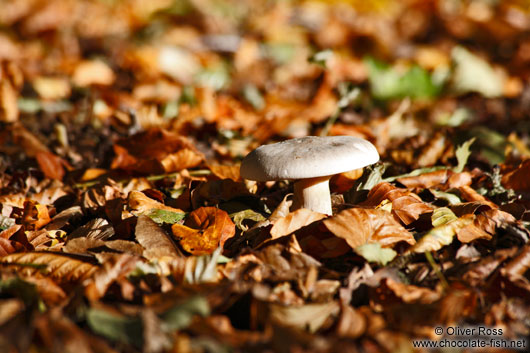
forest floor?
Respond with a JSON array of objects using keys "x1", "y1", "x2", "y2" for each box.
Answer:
[{"x1": 1, "y1": 0, "x2": 530, "y2": 352}]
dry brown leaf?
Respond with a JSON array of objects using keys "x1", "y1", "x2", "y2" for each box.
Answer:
[
  {"x1": 502, "y1": 159, "x2": 530, "y2": 192},
  {"x1": 172, "y1": 207, "x2": 235, "y2": 255},
  {"x1": 207, "y1": 164, "x2": 241, "y2": 182},
  {"x1": 85, "y1": 253, "x2": 139, "y2": 301},
  {"x1": 268, "y1": 301, "x2": 340, "y2": 333},
  {"x1": 270, "y1": 208, "x2": 326, "y2": 239},
  {"x1": 73, "y1": 60, "x2": 115, "y2": 87},
  {"x1": 11, "y1": 123, "x2": 49, "y2": 157},
  {"x1": 0, "y1": 238, "x2": 22, "y2": 256},
  {"x1": 383, "y1": 278, "x2": 441, "y2": 304},
  {"x1": 22, "y1": 201, "x2": 51, "y2": 230},
  {"x1": 397, "y1": 169, "x2": 450, "y2": 189},
  {"x1": 323, "y1": 208, "x2": 416, "y2": 249},
  {"x1": 362, "y1": 182, "x2": 433, "y2": 225},
  {"x1": 32, "y1": 77, "x2": 71, "y2": 100},
  {"x1": 69, "y1": 218, "x2": 115, "y2": 240},
  {"x1": 111, "y1": 128, "x2": 204, "y2": 173},
  {"x1": 128, "y1": 190, "x2": 184, "y2": 215},
  {"x1": 416, "y1": 132, "x2": 448, "y2": 167},
  {"x1": 0, "y1": 252, "x2": 98, "y2": 282},
  {"x1": 160, "y1": 149, "x2": 204, "y2": 173},
  {"x1": 35, "y1": 151, "x2": 66, "y2": 180},
  {"x1": 336, "y1": 305, "x2": 367, "y2": 338},
  {"x1": 135, "y1": 215, "x2": 182, "y2": 260},
  {"x1": 0, "y1": 79, "x2": 18, "y2": 122},
  {"x1": 501, "y1": 245, "x2": 530, "y2": 291}
]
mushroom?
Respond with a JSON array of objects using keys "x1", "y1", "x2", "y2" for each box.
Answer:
[{"x1": 240, "y1": 136, "x2": 379, "y2": 215}]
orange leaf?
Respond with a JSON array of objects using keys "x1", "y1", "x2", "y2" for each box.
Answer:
[
  {"x1": 362, "y1": 182, "x2": 433, "y2": 225},
  {"x1": 22, "y1": 201, "x2": 51, "y2": 230},
  {"x1": 172, "y1": 207, "x2": 235, "y2": 255},
  {"x1": 128, "y1": 190, "x2": 184, "y2": 215},
  {"x1": 36, "y1": 151, "x2": 65, "y2": 180},
  {"x1": 270, "y1": 208, "x2": 327, "y2": 239},
  {"x1": 207, "y1": 164, "x2": 241, "y2": 182},
  {"x1": 323, "y1": 208, "x2": 415, "y2": 249},
  {"x1": 160, "y1": 149, "x2": 204, "y2": 172}
]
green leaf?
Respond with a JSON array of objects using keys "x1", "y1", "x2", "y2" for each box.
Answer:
[
  {"x1": 468, "y1": 126, "x2": 507, "y2": 165},
  {"x1": 0, "y1": 215, "x2": 15, "y2": 231},
  {"x1": 383, "y1": 166, "x2": 446, "y2": 183},
  {"x1": 451, "y1": 46, "x2": 504, "y2": 98},
  {"x1": 430, "y1": 189, "x2": 462, "y2": 205},
  {"x1": 242, "y1": 84, "x2": 265, "y2": 110},
  {"x1": 161, "y1": 296, "x2": 210, "y2": 331},
  {"x1": 230, "y1": 209, "x2": 266, "y2": 231},
  {"x1": 147, "y1": 209, "x2": 186, "y2": 225},
  {"x1": 195, "y1": 63, "x2": 231, "y2": 91},
  {"x1": 0, "y1": 278, "x2": 39, "y2": 304},
  {"x1": 309, "y1": 49, "x2": 333, "y2": 68},
  {"x1": 262, "y1": 43, "x2": 295, "y2": 64},
  {"x1": 355, "y1": 243, "x2": 397, "y2": 266},
  {"x1": 364, "y1": 57, "x2": 442, "y2": 100},
  {"x1": 86, "y1": 309, "x2": 143, "y2": 348},
  {"x1": 453, "y1": 137, "x2": 475, "y2": 173}
]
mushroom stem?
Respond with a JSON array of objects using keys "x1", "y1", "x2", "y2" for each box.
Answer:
[{"x1": 292, "y1": 176, "x2": 333, "y2": 215}]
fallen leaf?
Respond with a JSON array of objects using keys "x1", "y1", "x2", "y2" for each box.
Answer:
[
  {"x1": 135, "y1": 215, "x2": 182, "y2": 260},
  {"x1": 73, "y1": 60, "x2": 115, "y2": 87},
  {"x1": 160, "y1": 149, "x2": 204, "y2": 173},
  {"x1": 270, "y1": 208, "x2": 326, "y2": 239},
  {"x1": 355, "y1": 243, "x2": 397, "y2": 266},
  {"x1": 502, "y1": 159, "x2": 530, "y2": 192},
  {"x1": 0, "y1": 80, "x2": 18, "y2": 122},
  {"x1": 128, "y1": 190, "x2": 184, "y2": 215},
  {"x1": 35, "y1": 151, "x2": 66, "y2": 180},
  {"x1": 268, "y1": 301, "x2": 340, "y2": 333},
  {"x1": 382, "y1": 278, "x2": 441, "y2": 304},
  {"x1": 172, "y1": 207, "x2": 235, "y2": 255},
  {"x1": 411, "y1": 215, "x2": 474, "y2": 253},
  {"x1": 323, "y1": 208, "x2": 416, "y2": 249},
  {"x1": 362, "y1": 182, "x2": 433, "y2": 225},
  {"x1": 207, "y1": 164, "x2": 241, "y2": 182},
  {"x1": 0, "y1": 252, "x2": 98, "y2": 282}
]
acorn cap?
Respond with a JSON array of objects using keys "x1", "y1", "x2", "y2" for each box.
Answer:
[{"x1": 240, "y1": 136, "x2": 379, "y2": 181}]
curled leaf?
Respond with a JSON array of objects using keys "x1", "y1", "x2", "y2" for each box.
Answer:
[{"x1": 172, "y1": 207, "x2": 235, "y2": 255}]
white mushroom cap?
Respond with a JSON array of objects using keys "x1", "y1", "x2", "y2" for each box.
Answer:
[{"x1": 240, "y1": 136, "x2": 379, "y2": 181}]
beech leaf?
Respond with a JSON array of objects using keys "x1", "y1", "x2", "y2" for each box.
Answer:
[
  {"x1": 323, "y1": 208, "x2": 415, "y2": 249},
  {"x1": 355, "y1": 243, "x2": 397, "y2": 266},
  {"x1": 0, "y1": 252, "x2": 98, "y2": 282},
  {"x1": 172, "y1": 207, "x2": 235, "y2": 255}
]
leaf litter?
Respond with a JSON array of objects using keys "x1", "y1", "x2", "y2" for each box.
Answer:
[{"x1": 1, "y1": 0, "x2": 530, "y2": 352}]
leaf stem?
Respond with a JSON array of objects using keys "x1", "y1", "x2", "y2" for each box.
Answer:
[{"x1": 425, "y1": 251, "x2": 449, "y2": 290}]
